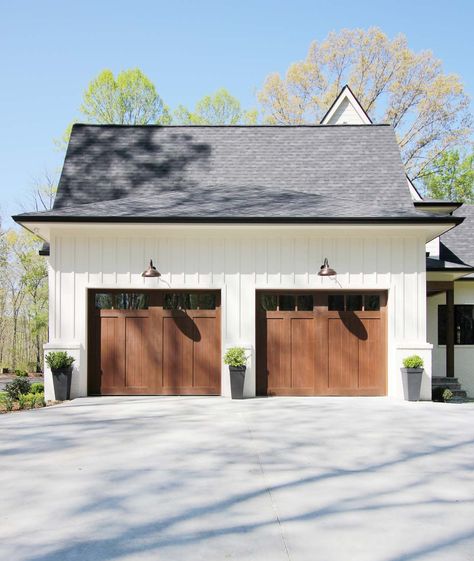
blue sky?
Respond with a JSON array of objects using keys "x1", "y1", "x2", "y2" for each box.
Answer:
[{"x1": 1, "y1": 0, "x2": 473, "y2": 224}]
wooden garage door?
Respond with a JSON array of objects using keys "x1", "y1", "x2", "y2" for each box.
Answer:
[
  {"x1": 88, "y1": 291, "x2": 221, "y2": 395},
  {"x1": 257, "y1": 291, "x2": 387, "y2": 396}
]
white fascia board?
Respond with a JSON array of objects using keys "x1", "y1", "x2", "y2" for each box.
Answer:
[
  {"x1": 427, "y1": 271, "x2": 474, "y2": 282},
  {"x1": 20, "y1": 220, "x2": 460, "y2": 244},
  {"x1": 407, "y1": 177, "x2": 423, "y2": 201}
]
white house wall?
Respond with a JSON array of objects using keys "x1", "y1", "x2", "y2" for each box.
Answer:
[
  {"x1": 428, "y1": 281, "x2": 474, "y2": 397},
  {"x1": 44, "y1": 226, "x2": 431, "y2": 401}
]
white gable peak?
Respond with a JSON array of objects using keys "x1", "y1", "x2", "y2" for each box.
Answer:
[{"x1": 321, "y1": 85, "x2": 372, "y2": 125}]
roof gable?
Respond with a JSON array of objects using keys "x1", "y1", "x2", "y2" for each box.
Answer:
[{"x1": 321, "y1": 85, "x2": 372, "y2": 125}]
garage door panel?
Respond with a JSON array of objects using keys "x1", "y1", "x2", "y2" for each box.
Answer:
[
  {"x1": 291, "y1": 318, "x2": 315, "y2": 390},
  {"x1": 193, "y1": 316, "x2": 220, "y2": 391},
  {"x1": 100, "y1": 316, "x2": 124, "y2": 393},
  {"x1": 328, "y1": 318, "x2": 359, "y2": 390},
  {"x1": 90, "y1": 291, "x2": 221, "y2": 396},
  {"x1": 359, "y1": 318, "x2": 383, "y2": 390},
  {"x1": 257, "y1": 291, "x2": 386, "y2": 396},
  {"x1": 163, "y1": 316, "x2": 194, "y2": 392},
  {"x1": 267, "y1": 318, "x2": 290, "y2": 391},
  {"x1": 124, "y1": 317, "x2": 153, "y2": 390}
]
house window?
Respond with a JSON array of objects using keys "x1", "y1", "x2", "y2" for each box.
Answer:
[{"x1": 438, "y1": 305, "x2": 474, "y2": 345}]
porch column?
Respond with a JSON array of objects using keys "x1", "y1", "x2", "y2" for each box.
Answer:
[{"x1": 446, "y1": 287, "x2": 455, "y2": 377}]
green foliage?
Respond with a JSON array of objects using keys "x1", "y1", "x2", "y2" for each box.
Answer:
[
  {"x1": 174, "y1": 88, "x2": 257, "y2": 125},
  {"x1": 30, "y1": 382, "x2": 44, "y2": 394},
  {"x1": 15, "y1": 369, "x2": 28, "y2": 377},
  {"x1": 0, "y1": 394, "x2": 14, "y2": 411},
  {"x1": 433, "y1": 386, "x2": 454, "y2": 402},
  {"x1": 223, "y1": 347, "x2": 247, "y2": 367},
  {"x1": 422, "y1": 150, "x2": 474, "y2": 202},
  {"x1": 21, "y1": 392, "x2": 44, "y2": 409},
  {"x1": 1, "y1": 229, "x2": 49, "y2": 372},
  {"x1": 57, "y1": 68, "x2": 170, "y2": 147},
  {"x1": 403, "y1": 355, "x2": 424, "y2": 369},
  {"x1": 442, "y1": 388, "x2": 454, "y2": 402},
  {"x1": 5, "y1": 378, "x2": 31, "y2": 400},
  {"x1": 17, "y1": 393, "x2": 28, "y2": 410},
  {"x1": 81, "y1": 68, "x2": 167, "y2": 125},
  {"x1": 45, "y1": 352, "x2": 75, "y2": 370}
]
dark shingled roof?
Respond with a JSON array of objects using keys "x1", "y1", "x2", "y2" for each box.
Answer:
[
  {"x1": 440, "y1": 205, "x2": 474, "y2": 267},
  {"x1": 12, "y1": 124, "x2": 461, "y2": 223}
]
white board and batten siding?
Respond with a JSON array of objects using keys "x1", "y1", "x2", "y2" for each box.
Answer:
[{"x1": 44, "y1": 226, "x2": 432, "y2": 400}]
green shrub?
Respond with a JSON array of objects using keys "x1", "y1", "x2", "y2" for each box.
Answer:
[
  {"x1": 5, "y1": 378, "x2": 31, "y2": 400},
  {"x1": 45, "y1": 352, "x2": 75, "y2": 370},
  {"x1": 1, "y1": 394, "x2": 14, "y2": 412},
  {"x1": 402, "y1": 355, "x2": 424, "y2": 369},
  {"x1": 18, "y1": 394, "x2": 28, "y2": 410},
  {"x1": 223, "y1": 347, "x2": 247, "y2": 367},
  {"x1": 30, "y1": 382, "x2": 44, "y2": 394},
  {"x1": 433, "y1": 387, "x2": 454, "y2": 402},
  {"x1": 15, "y1": 369, "x2": 28, "y2": 377},
  {"x1": 442, "y1": 388, "x2": 454, "y2": 402},
  {"x1": 35, "y1": 392, "x2": 45, "y2": 407}
]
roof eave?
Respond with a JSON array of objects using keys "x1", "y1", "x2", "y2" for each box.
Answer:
[{"x1": 12, "y1": 215, "x2": 465, "y2": 225}]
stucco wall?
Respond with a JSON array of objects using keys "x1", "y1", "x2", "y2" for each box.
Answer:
[
  {"x1": 428, "y1": 281, "x2": 474, "y2": 397},
  {"x1": 44, "y1": 225, "x2": 430, "y2": 400}
]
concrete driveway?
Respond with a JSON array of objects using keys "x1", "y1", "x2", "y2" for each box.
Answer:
[{"x1": 0, "y1": 397, "x2": 473, "y2": 561}]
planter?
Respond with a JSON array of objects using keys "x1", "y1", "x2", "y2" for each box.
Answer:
[
  {"x1": 51, "y1": 367, "x2": 73, "y2": 400},
  {"x1": 401, "y1": 368, "x2": 423, "y2": 401},
  {"x1": 229, "y1": 366, "x2": 246, "y2": 399}
]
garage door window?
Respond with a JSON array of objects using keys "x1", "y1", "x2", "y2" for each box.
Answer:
[
  {"x1": 279, "y1": 295, "x2": 296, "y2": 311},
  {"x1": 94, "y1": 292, "x2": 148, "y2": 309},
  {"x1": 261, "y1": 294, "x2": 278, "y2": 311},
  {"x1": 346, "y1": 295, "x2": 363, "y2": 311},
  {"x1": 163, "y1": 292, "x2": 216, "y2": 310},
  {"x1": 328, "y1": 295, "x2": 345, "y2": 311},
  {"x1": 328, "y1": 294, "x2": 380, "y2": 311},
  {"x1": 297, "y1": 295, "x2": 314, "y2": 311},
  {"x1": 260, "y1": 294, "x2": 314, "y2": 311}
]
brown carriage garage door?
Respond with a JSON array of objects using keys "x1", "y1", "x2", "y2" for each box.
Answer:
[
  {"x1": 256, "y1": 291, "x2": 387, "y2": 396},
  {"x1": 88, "y1": 290, "x2": 221, "y2": 395}
]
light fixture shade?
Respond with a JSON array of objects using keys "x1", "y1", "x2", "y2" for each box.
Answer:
[
  {"x1": 318, "y1": 257, "x2": 337, "y2": 277},
  {"x1": 142, "y1": 259, "x2": 161, "y2": 278}
]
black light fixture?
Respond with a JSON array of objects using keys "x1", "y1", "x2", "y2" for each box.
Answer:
[
  {"x1": 318, "y1": 257, "x2": 337, "y2": 277},
  {"x1": 142, "y1": 259, "x2": 161, "y2": 278}
]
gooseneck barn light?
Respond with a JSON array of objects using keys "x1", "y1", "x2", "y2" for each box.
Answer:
[
  {"x1": 141, "y1": 259, "x2": 161, "y2": 278},
  {"x1": 318, "y1": 257, "x2": 337, "y2": 277}
]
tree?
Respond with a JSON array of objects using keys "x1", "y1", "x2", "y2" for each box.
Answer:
[
  {"x1": 258, "y1": 28, "x2": 472, "y2": 180},
  {"x1": 29, "y1": 169, "x2": 57, "y2": 211},
  {"x1": 57, "y1": 68, "x2": 171, "y2": 148},
  {"x1": 174, "y1": 88, "x2": 257, "y2": 125},
  {"x1": 81, "y1": 68, "x2": 169, "y2": 125},
  {"x1": 422, "y1": 150, "x2": 474, "y2": 202},
  {"x1": 0, "y1": 230, "x2": 48, "y2": 372}
]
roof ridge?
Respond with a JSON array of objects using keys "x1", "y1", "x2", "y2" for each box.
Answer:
[{"x1": 71, "y1": 123, "x2": 391, "y2": 129}]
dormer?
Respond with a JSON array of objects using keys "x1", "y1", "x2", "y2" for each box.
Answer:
[{"x1": 320, "y1": 85, "x2": 372, "y2": 125}]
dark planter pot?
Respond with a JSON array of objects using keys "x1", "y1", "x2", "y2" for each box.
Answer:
[
  {"x1": 51, "y1": 367, "x2": 73, "y2": 400},
  {"x1": 229, "y1": 366, "x2": 246, "y2": 399},
  {"x1": 401, "y1": 368, "x2": 423, "y2": 401}
]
